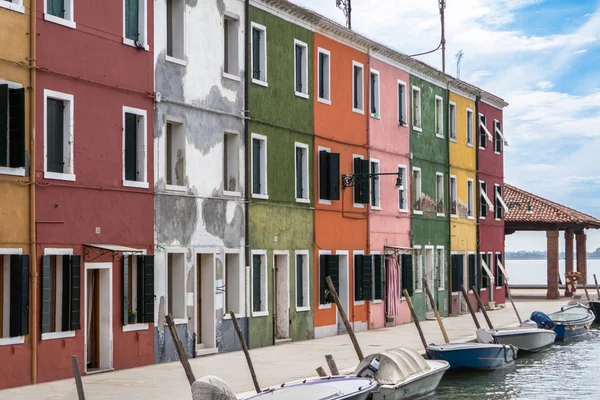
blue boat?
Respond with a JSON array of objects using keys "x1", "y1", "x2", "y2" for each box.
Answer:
[
  {"x1": 426, "y1": 343, "x2": 517, "y2": 370},
  {"x1": 543, "y1": 304, "x2": 595, "y2": 340}
]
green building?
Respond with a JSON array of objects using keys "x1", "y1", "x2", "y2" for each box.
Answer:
[{"x1": 247, "y1": 6, "x2": 315, "y2": 348}]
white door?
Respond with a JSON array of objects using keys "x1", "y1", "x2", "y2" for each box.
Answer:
[
  {"x1": 424, "y1": 248, "x2": 434, "y2": 313},
  {"x1": 196, "y1": 253, "x2": 216, "y2": 351},
  {"x1": 84, "y1": 263, "x2": 113, "y2": 373},
  {"x1": 275, "y1": 254, "x2": 289, "y2": 340}
]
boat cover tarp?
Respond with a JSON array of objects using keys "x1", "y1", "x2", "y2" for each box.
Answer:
[
  {"x1": 191, "y1": 376, "x2": 237, "y2": 400},
  {"x1": 530, "y1": 311, "x2": 555, "y2": 329},
  {"x1": 549, "y1": 305, "x2": 591, "y2": 322},
  {"x1": 354, "y1": 347, "x2": 431, "y2": 386}
]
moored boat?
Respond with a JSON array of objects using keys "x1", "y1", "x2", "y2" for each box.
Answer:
[
  {"x1": 426, "y1": 343, "x2": 517, "y2": 370},
  {"x1": 532, "y1": 305, "x2": 595, "y2": 341},
  {"x1": 478, "y1": 324, "x2": 557, "y2": 353},
  {"x1": 588, "y1": 301, "x2": 600, "y2": 322}
]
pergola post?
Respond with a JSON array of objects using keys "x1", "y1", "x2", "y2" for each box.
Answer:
[
  {"x1": 546, "y1": 230, "x2": 560, "y2": 299},
  {"x1": 564, "y1": 230, "x2": 574, "y2": 297},
  {"x1": 576, "y1": 231, "x2": 587, "y2": 288}
]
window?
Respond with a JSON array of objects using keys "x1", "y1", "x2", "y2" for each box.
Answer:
[
  {"x1": 355, "y1": 254, "x2": 384, "y2": 301},
  {"x1": 224, "y1": 253, "x2": 241, "y2": 315},
  {"x1": 449, "y1": 175, "x2": 457, "y2": 216},
  {"x1": 495, "y1": 184, "x2": 504, "y2": 220},
  {"x1": 251, "y1": 23, "x2": 267, "y2": 84},
  {"x1": 494, "y1": 120, "x2": 503, "y2": 153},
  {"x1": 466, "y1": 109, "x2": 473, "y2": 146},
  {"x1": 449, "y1": 102, "x2": 456, "y2": 140},
  {"x1": 413, "y1": 248, "x2": 423, "y2": 292},
  {"x1": 370, "y1": 70, "x2": 380, "y2": 117},
  {"x1": 295, "y1": 252, "x2": 309, "y2": 310},
  {"x1": 124, "y1": 0, "x2": 148, "y2": 49},
  {"x1": 435, "y1": 96, "x2": 444, "y2": 137},
  {"x1": 400, "y1": 254, "x2": 413, "y2": 297},
  {"x1": 352, "y1": 61, "x2": 364, "y2": 113},
  {"x1": 436, "y1": 173, "x2": 444, "y2": 215},
  {"x1": 495, "y1": 253, "x2": 505, "y2": 287},
  {"x1": 479, "y1": 113, "x2": 488, "y2": 149},
  {"x1": 123, "y1": 107, "x2": 148, "y2": 188},
  {"x1": 412, "y1": 87, "x2": 422, "y2": 130},
  {"x1": 370, "y1": 160, "x2": 380, "y2": 209},
  {"x1": 397, "y1": 165, "x2": 407, "y2": 211},
  {"x1": 44, "y1": 90, "x2": 75, "y2": 181},
  {"x1": 45, "y1": 0, "x2": 75, "y2": 29},
  {"x1": 0, "y1": 82, "x2": 25, "y2": 173},
  {"x1": 412, "y1": 168, "x2": 422, "y2": 213},
  {"x1": 450, "y1": 254, "x2": 464, "y2": 293},
  {"x1": 165, "y1": 119, "x2": 186, "y2": 188},
  {"x1": 252, "y1": 252, "x2": 268, "y2": 314},
  {"x1": 353, "y1": 156, "x2": 369, "y2": 205},
  {"x1": 295, "y1": 143, "x2": 309, "y2": 202},
  {"x1": 318, "y1": 149, "x2": 340, "y2": 202},
  {"x1": 0, "y1": 0, "x2": 25, "y2": 14},
  {"x1": 40, "y1": 253, "x2": 80, "y2": 337},
  {"x1": 0, "y1": 253, "x2": 29, "y2": 341},
  {"x1": 317, "y1": 49, "x2": 331, "y2": 103},
  {"x1": 398, "y1": 81, "x2": 407, "y2": 126},
  {"x1": 479, "y1": 181, "x2": 489, "y2": 218},
  {"x1": 223, "y1": 132, "x2": 239, "y2": 193},
  {"x1": 319, "y1": 254, "x2": 339, "y2": 304},
  {"x1": 122, "y1": 255, "x2": 154, "y2": 326},
  {"x1": 223, "y1": 14, "x2": 240, "y2": 77},
  {"x1": 467, "y1": 179, "x2": 474, "y2": 218},
  {"x1": 481, "y1": 253, "x2": 493, "y2": 290},
  {"x1": 468, "y1": 253, "x2": 477, "y2": 291},
  {"x1": 251, "y1": 134, "x2": 267, "y2": 198},
  {"x1": 437, "y1": 248, "x2": 445, "y2": 290},
  {"x1": 166, "y1": 0, "x2": 185, "y2": 62},
  {"x1": 294, "y1": 40, "x2": 308, "y2": 98},
  {"x1": 167, "y1": 253, "x2": 185, "y2": 319}
]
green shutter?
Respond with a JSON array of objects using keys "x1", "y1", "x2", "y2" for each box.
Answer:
[
  {"x1": 123, "y1": 256, "x2": 130, "y2": 326},
  {"x1": 296, "y1": 254, "x2": 303, "y2": 308},
  {"x1": 374, "y1": 255, "x2": 384, "y2": 300},
  {"x1": 46, "y1": 98, "x2": 64, "y2": 173},
  {"x1": 125, "y1": 0, "x2": 140, "y2": 41},
  {"x1": 401, "y1": 254, "x2": 413, "y2": 297},
  {"x1": 0, "y1": 85, "x2": 8, "y2": 167},
  {"x1": 296, "y1": 147, "x2": 303, "y2": 198},
  {"x1": 139, "y1": 255, "x2": 154, "y2": 323},
  {"x1": 354, "y1": 254, "x2": 363, "y2": 301},
  {"x1": 69, "y1": 256, "x2": 81, "y2": 330},
  {"x1": 295, "y1": 45, "x2": 303, "y2": 93},
  {"x1": 252, "y1": 255, "x2": 262, "y2": 311},
  {"x1": 124, "y1": 113, "x2": 138, "y2": 181},
  {"x1": 362, "y1": 256, "x2": 373, "y2": 300},
  {"x1": 252, "y1": 139, "x2": 261, "y2": 194},
  {"x1": 8, "y1": 88, "x2": 25, "y2": 168},
  {"x1": 41, "y1": 255, "x2": 52, "y2": 333},
  {"x1": 252, "y1": 29, "x2": 261, "y2": 80},
  {"x1": 10, "y1": 255, "x2": 29, "y2": 337}
]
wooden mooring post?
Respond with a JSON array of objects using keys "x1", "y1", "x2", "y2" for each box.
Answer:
[
  {"x1": 471, "y1": 287, "x2": 494, "y2": 330},
  {"x1": 230, "y1": 311, "x2": 262, "y2": 393},
  {"x1": 325, "y1": 354, "x2": 340, "y2": 375},
  {"x1": 505, "y1": 281, "x2": 522, "y2": 325},
  {"x1": 423, "y1": 278, "x2": 449, "y2": 343},
  {"x1": 403, "y1": 289, "x2": 428, "y2": 351},
  {"x1": 165, "y1": 314, "x2": 196, "y2": 386},
  {"x1": 325, "y1": 276, "x2": 364, "y2": 361},
  {"x1": 460, "y1": 284, "x2": 480, "y2": 329},
  {"x1": 71, "y1": 355, "x2": 85, "y2": 400}
]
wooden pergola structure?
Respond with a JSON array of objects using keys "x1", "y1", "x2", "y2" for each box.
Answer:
[{"x1": 504, "y1": 184, "x2": 600, "y2": 299}]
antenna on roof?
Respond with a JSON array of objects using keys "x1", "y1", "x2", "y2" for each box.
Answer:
[
  {"x1": 456, "y1": 50, "x2": 464, "y2": 79},
  {"x1": 408, "y1": 0, "x2": 447, "y2": 72},
  {"x1": 336, "y1": 0, "x2": 352, "y2": 30}
]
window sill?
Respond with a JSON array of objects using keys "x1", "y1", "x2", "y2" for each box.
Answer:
[
  {"x1": 480, "y1": 216, "x2": 486, "y2": 220},
  {"x1": 165, "y1": 55, "x2": 187, "y2": 67},
  {"x1": 479, "y1": 146, "x2": 486, "y2": 150},
  {"x1": 122, "y1": 323, "x2": 149, "y2": 332},
  {"x1": 414, "y1": 290, "x2": 423, "y2": 294},
  {"x1": 252, "y1": 193, "x2": 269, "y2": 200},
  {"x1": 436, "y1": 213, "x2": 445, "y2": 217},
  {"x1": 164, "y1": 318, "x2": 188, "y2": 325},
  {"x1": 0, "y1": 336, "x2": 25, "y2": 346},
  {"x1": 223, "y1": 72, "x2": 241, "y2": 82},
  {"x1": 0, "y1": 1, "x2": 25, "y2": 13},
  {"x1": 468, "y1": 216, "x2": 475, "y2": 220},
  {"x1": 413, "y1": 210, "x2": 423, "y2": 215},
  {"x1": 371, "y1": 205, "x2": 381, "y2": 211},
  {"x1": 295, "y1": 91, "x2": 309, "y2": 99},
  {"x1": 371, "y1": 300, "x2": 382, "y2": 304},
  {"x1": 223, "y1": 312, "x2": 244, "y2": 320},
  {"x1": 123, "y1": 180, "x2": 149, "y2": 189},
  {"x1": 494, "y1": 151, "x2": 501, "y2": 155},
  {"x1": 0, "y1": 166, "x2": 25, "y2": 176},
  {"x1": 413, "y1": 126, "x2": 422, "y2": 132},
  {"x1": 449, "y1": 138, "x2": 457, "y2": 143},
  {"x1": 44, "y1": 171, "x2": 76, "y2": 182},
  {"x1": 44, "y1": 13, "x2": 76, "y2": 29},
  {"x1": 165, "y1": 184, "x2": 187, "y2": 192},
  {"x1": 398, "y1": 209, "x2": 408, "y2": 213},
  {"x1": 296, "y1": 306, "x2": 311, "y2": 312},
  {"x1": 295, "y1": 197, "x2": 310, "y2": 204},
  {"x1": 252, "y1": 78, "x2": 268, "y2": 87},
  {"x1": 122, "y1": 38, "x2": 149, "y2": 51},
  {"x1": 354, "y1": 301, "x2": 365, "y2": 306},
  {"x1": 435, "y1": 133, "x2": 444, "y2": 139},
  {"x1": 318, "y1": 199, "x2": 332, "y2": 205},
  {"x1": 41, "y1": 330, "x2": 76, "y2": 341},
  {"x1": 252, "y1": 311, "x2": 268, "y2": 317},
  {"x1": 223, "y1": 190, "x2": 242, "y2": 197},
  {"x1": 318, "y1": 303, "x2": 332, "y2": 310},
  {"x1": 353, "y1": 203, "x2": 365, "y2": 209},
  {"x1": 352, "y1": 107, "x2": 365, "y2": 115},
  {"x1": 450, "y1": 214, "x2": 458, "y2": 219},
  {"x1": 317, "y1": 97, "x2": 331, "y2": 105},
  {"x1": 370, "y1": 114, "x2": 381, "y2": 120},
  {"x1": 495, "y1": 218, "x2": 502, "y2": 221},
  {"x1": 467, "y1": 143, "x2": 474, "y2": 148},
  {"x1": 398, "y1": 122, "x2": 408, "y2": 127},
  {"x1": 438, "y1": 288, "x2": 446, "y2": 291}
]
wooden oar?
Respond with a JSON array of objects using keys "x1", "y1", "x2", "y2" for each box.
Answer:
[
  {"x1": 423, "y1": 278, "x2": 449, "y2": 343},
  {"x1": 460, "y1": 284, "x2": 480, "y2": 329},
  {"x1": 166, "y1": 314, "x2": 196, "y2": 386},
  {"x1": 583, "y1": 281, "x2": 591, "y2": 301},
  {"x1": 325, "y1": 276, "x2": 364, "y2": 361},
  {"x1": 594, "y1": 274, "x2": 600, "y2": 299},
  {"x1": 229, "y1": 311, "x2": 261, "y2": 393},
  {"x1": 504, "y1": 281, "x2": 522, "y2": 324},
  {"x1": 472, "y1": 286, "x2": 494, "y2": 329},
  {"x1": 403, "y1": 289, "x2": 428, "y2": 352}
]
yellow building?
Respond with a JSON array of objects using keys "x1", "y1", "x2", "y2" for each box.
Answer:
[
  {"x1": 0, "y1": 0, "x2": 34, "y2": 388},
  {"x1": 448, "y1": 89, "x2": 477, "y2": 314}
]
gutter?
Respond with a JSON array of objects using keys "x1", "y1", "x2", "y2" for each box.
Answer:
[
  {"x1": 475, "y1": 94, "x2": 481, "y2": 306},
  {"x1": 444, "y1": 83, "x2": 450, "y2": 313},
  {"x1": 244, "y1": 0, "x2": 251, "y2": 347}
]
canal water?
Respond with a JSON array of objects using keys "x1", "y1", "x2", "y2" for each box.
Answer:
[{"x1": 428, "y1": 325, "x2": 600, "y2": 399}]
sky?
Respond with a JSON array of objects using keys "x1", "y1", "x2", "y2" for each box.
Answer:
[{"x1": 294, "y1": 0, "x2": 600, "y2": 251}]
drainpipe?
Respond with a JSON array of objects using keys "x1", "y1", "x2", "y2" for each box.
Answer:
[
  {"x1": 365, "y1": 49, "x2": 371, "y2": 328},
  {"x1": 444, "y1": 84, "x2": 450, "y2": 313},
  {"x1": 475, "y1": 94, "x2": 481, "y2": 302},
  {"x1": 244, "y1": 0, "x2": 250, "y2": 347},
  {"x1": 29, "y1": 0, "x2": 38, "y2": 384}
]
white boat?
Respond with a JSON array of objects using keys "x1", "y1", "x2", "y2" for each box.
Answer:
[
  {"x1": 476, "y1": 324, "x2": 557, "y2": 353},
  {"x1": 354, "y1": 347, "x2": 450, "y2": 400}
]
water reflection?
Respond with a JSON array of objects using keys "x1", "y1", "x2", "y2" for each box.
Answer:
[{"x1": 428, "y1": 326, "x2": 600, "y2": 399}]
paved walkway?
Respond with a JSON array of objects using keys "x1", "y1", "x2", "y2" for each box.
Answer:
[{"x1": 2, "y1": 296, "x2": 566, "y2": 400}]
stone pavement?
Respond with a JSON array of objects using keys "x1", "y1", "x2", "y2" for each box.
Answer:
[{"x1": 1, "y1": 296, "x2": 566, "y2": 400}]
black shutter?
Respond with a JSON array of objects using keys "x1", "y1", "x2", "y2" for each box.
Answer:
[
  {"x1": 468, "y1": 254, "x2": 476, "y2": 290},
  {"x1": 496, "y1": 255, "x2": 504, "y2": 287},
  {"x1": 319, "y1": 150, "x2": 329, "y2": 200},
  {"x1": 401, "y1": 254, "x2": 413, "y2": 297},
  {"x1": 252, "y1": 29, "x2": 261, "y2": 80},
  {"x1": 8, "y1": 88, "x2": 25, "y2": 168},
  {"x1": 457, "y1": 255, "x2": 464, "y2": 292},
  {"x1": 318, "y1": 53, "x2": 324, "y2": 98},
  {"x1": 0, "y1": 85, "x2": 8, "y2": 167},
  {"x1": 451, "y1": 255, "x2": 464, "y2": 292},
  {"x1": 374, "y1": 255, "x2": 384, "y2": 300},
  {"x1": 353, "y1": 158, "x2": 362, "y2": 204},
  {"x1": 320, "y1": 255, "x2": 329, "y2": 304},
  {"x1": 354, "y1": 254, "x2": 363, "y2": 301},
  {"x1": 481, "y1": 255, "x2": 489, "y2": 289},
  {"x1": 370, "y1": 73, "x2": 376, "y2": 114},
  {"x1": 47, "y1": 98, "x2": 64, "y2": 173},
  {"x1": 139, "y1": 255, "x2": 155, "y2": 323},
  {"x1": 353, "y1": 66, "x2": 359, "y2": 109},
  {"x1": 479, "y1": 115, "x2": 487, "y2": 148},
  {"x1": 358, "y1": 159, "x2": 370, "y2": 204},
  {"x1": 296, "y1": 254, "x2": 303, "y2": 307},
  {"x1": 295, "y1": 45, "x2": 302, "y2": 93},
  {"x1": 328, "y1": 255, "x2": 340, "y2": 302},
  {"x1": 10, "y1": 255, "x2": 29, "y2": 337},
  {"x1": 328, "y1": 153, "x2": 340, "y2": 201},
  {"x1": 398, "y1": 84, "x2": 404, "y2": 125},
  {"x1": 63, "y1": 255, "x2": 81, "y2": 331},
  {"x1": 123, "y1": 256, "x2": 130, "y2": 326},
  {"x1": 252, "y1": 139, "x2": 261, "y2": 194},
  {"x1": 124, "y1": 113, "x2": 138, "y2": 182},
  {"x1": 41, "y1": 255, "x2": 52, "y2": 333},
  {"x1": 296, "y1": 147, "x2": 303, "y2": 198},
  {"x1": 479, "y1": 183, "x2": 487, "y2": 218},
  {"x1": 450, "y1": 255, "x2": 457, "y2": 292},
  {"x1": 253, "y1": 254, "x2": 262, "y2": 311},
  {"x1": 362, "y1": 256, "x2": 373, "y2": 300}
]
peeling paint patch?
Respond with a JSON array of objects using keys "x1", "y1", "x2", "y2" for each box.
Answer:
[
  {"x1": 202, "y1": 199, "x2": 244, "y2": 247},
  {"x1": 216, "y1": 0, "x2": 225, "y2": 15},
  {"x1": 156, "y1": 194, "x2": 198, "y2": 246}
]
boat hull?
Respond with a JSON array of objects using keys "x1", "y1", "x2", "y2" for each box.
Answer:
[
  {"x1": 372, "y1": 360, "x2": 449, "y2": 400},
  {"x1": 426, "y1": 343, "x2": 517, "y2": 370},
  {"x1": 589, "y1": 301, "x2": 600, "y2": 322},
  {"x1": 491, "y1": 329, "x2": 556, "y2": 352},
  {"x1": 553, "y1": 323, "x2": 592, "y2": 340},
  {"x1": 549, "y1": 305, "x2": 595, "y2": 341}
]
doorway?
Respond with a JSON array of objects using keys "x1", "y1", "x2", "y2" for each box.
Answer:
[
  {"x1": 274, "y1": 252, "x2": 289, "y2": 340},
  {"x1": 424, "y1": 247, "x2": 434, "y2": 316},
  {"x1": 336, "y1": 253, "x2": 349, "y2": 334},
  {"x1": 196, "y1": 253, "x2": 216, "y2": 352},
  {"x1": 84, "y1": 263, "x2": 112, "y2": 373}
]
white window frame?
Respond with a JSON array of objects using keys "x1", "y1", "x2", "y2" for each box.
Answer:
[
  {"x1": 293, "y1": 39, "x2": 309, "y2": 99},
  {"x1": 436, "y1": 172, "x2": 445, "y2": 217},
  {"x1": 466, "y1": 108, "x2": 474, "y2": 147},
  {"x1": 0, "y1": 80, "x2": 25, "y2": 177},
  {"x1": 295, "y1": 250, "x2": 310, "y2": 312},
  {"x1": 165, "y1": 0, "x2": 187, "y2": 66},
  {"x1": 317, "y1": 48, "x2": 331, "y2": 105},
  {"x1": 449, "y1": 174, "x2": 457, "y2": 218},
  {"x1": 0, "y1": 0, "x2": 25, "y2": 14},
  {"x1": 478, "y1": 113, "x2": 489, "y2": 150},
  {"x1": 223, "y1": 12, "x2": 241, "y2": 81},
  {"x1": 493, "y1": 119, "x2": 503, "y2": 154},
  {"x1": 435, "y1": 95, "x2": 444, "y2": 138},
  {"x1": 436, "y1": 246, "x2": 445, "y2": 291},
  {"x1": 122, "y1": 0, "x2": 149, "y2": 51},
  {"x1": 122, "y1": 106, "x2": 148, "y2": 189},
  {"x1": 413, "y1": 246, "x2": 423, "y2": 293},
  {"x1": 294, "y1": 142, "x2": 309, "y2": 203},
  {"x1": 0, "y1": 248, "x2": 25, "y2": 346},
  {"x1": 412, "y1": 87, "x2": 422, "y2": 132},
  {"x1": 449, "y1": 101, "x2": 456, "y2": 141},
  {"x1": 369, "y1": 158, "x2": 381, "y2": 210},
  {"x1": 352, "y1": 250, "x2": 365, "y2": 306},
  {"x1": 369, "y1": 69, "x2": 380, "y2": 118},
  {"x1": 251, "y1": 250, "x2": 268, "y2": 317},
  {"x1": 318, "y1": 250, "x2": 332, "y2": 309},
  {"x1": 412, "y1": 167, "x2": 422, "y2": 215},
  {"x1": 223, "y1": 130, "x2": 241, "y2": 196},
  {"x1": 351, "y1": 61, "x2": 364, "y2": 114},
  {"x1": 250, "y1": 22, "x2": 268, "y2": 87},
  {"x1": 352, "y1": 154, "x2": 365, "y2": 209},
  {"x1": 467, "y1": 178, "x2": 474, "y2": 219},
  {"x1": 318, "y1": 146, "x2": 332, "y2": 205},
  {"x1": 251, "y1": 133, "x2": 268, "y2": 199},
  {"x1": 397, "y1": 164, "x2": 408, "y2": 213},
  {"x1": 163, "y1": 115, "x2": 186, "y2": 191},
  {"x1": 44, "y1": 89, "x2": 76, "y2": 182},
  {"x1": 44, "y1": 0, "x2": 75, "y2": 29},
  {"x1": 397, "y1": 80, "x2": 407, "y2": 126}
]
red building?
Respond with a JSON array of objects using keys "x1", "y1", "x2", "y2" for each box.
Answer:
[
  {"x1": 477, "y1": 94, "x2": 508, "y2": 306},
  {"x1": 34, "y1": 0, "x2": 154, "y2": 382}
]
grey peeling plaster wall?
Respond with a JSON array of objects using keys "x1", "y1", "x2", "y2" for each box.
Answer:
[
  {"x1": 154, "y1": 324, "x2": 195, "y2": 363},
  {"x1": 216, "y1": 318, "x2": 249, "y2": 353}
]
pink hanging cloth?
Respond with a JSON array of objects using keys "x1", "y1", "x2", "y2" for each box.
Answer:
[{"x1": 386, "y1": 256, "x2": 400, "y2": 317}]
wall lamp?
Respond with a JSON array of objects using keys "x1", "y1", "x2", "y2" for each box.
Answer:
[{"x1": 342, "y1": 171, "x2": 403, "y2": 189}]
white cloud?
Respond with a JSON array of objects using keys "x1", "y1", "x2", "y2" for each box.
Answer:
[
  {"x1": 536, "y1": 80, "x2": 554, "y2": 89},
  {"x1": 573, "y1": 49, "x2": 588, "y2": 54}
]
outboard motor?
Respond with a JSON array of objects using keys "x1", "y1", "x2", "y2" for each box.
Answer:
[
  {"x1": 355, "y1": 357, "x2": 381, "y2": 379},
  {"x1": 529, "y1": 311, "x2": 555, "y2": 330}
]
